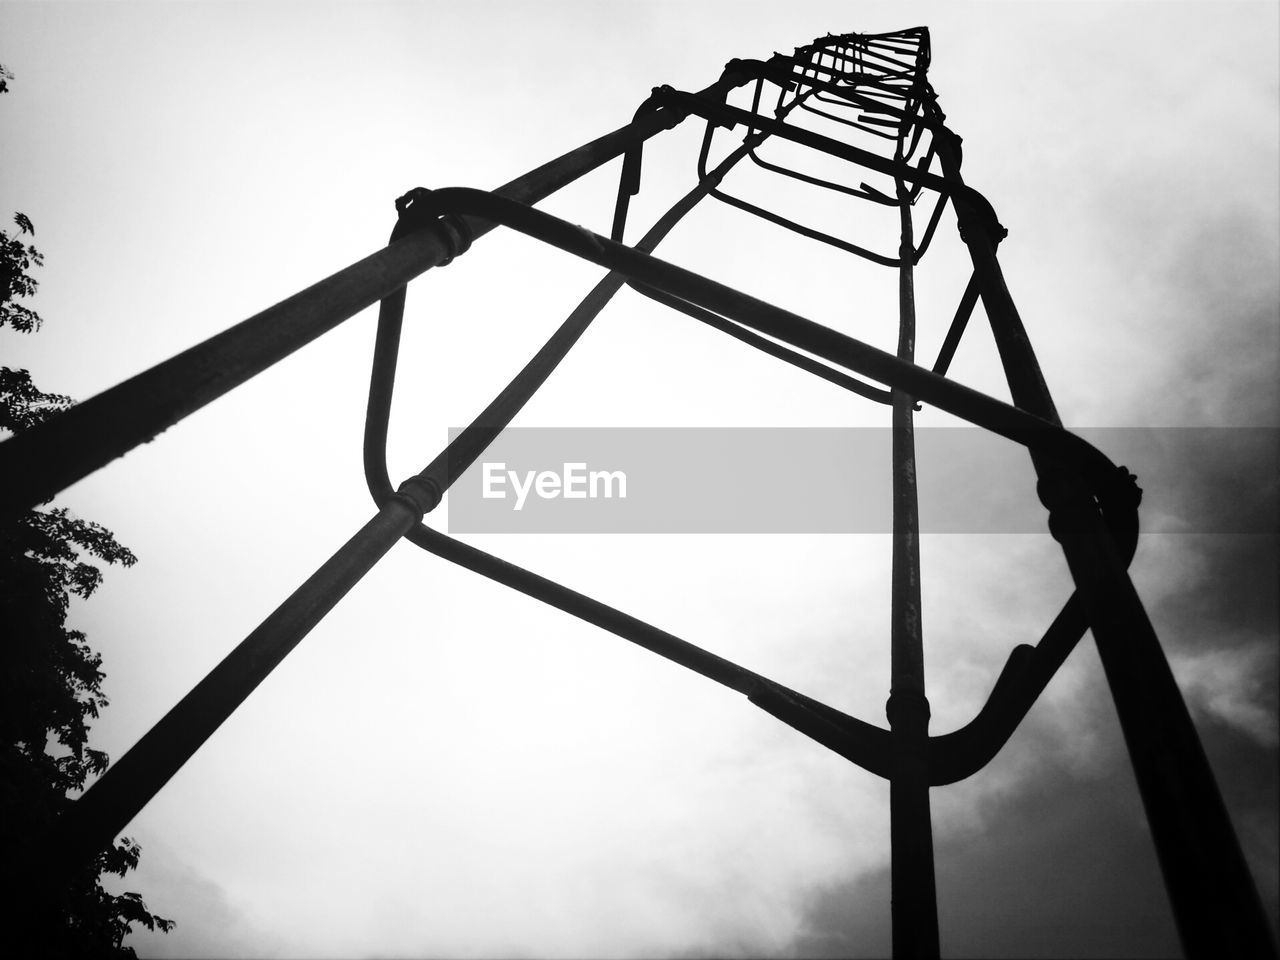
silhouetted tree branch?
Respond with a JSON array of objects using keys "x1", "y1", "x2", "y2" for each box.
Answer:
[{"x1": 1, "y1": 64, "x2": 175, "y2": 957}]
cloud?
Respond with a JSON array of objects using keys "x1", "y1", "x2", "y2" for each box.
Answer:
[
  {"x1": 105, "y1": 839, "x2": 283, "y2": 959},
  {"x1": 789, "y1": 731, "x2": 1183, "y2": 958},
  {"x1": 784, "y1": 663, "x2": 1280, "y2": 960},
  {"x1": 1172, "y1": 641, "x2": 1279, "y2": 748}
]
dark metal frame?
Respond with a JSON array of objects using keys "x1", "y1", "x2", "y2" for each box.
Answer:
[{"x1": 2, "y1": 26, "x2": 1273, "y2": 960}]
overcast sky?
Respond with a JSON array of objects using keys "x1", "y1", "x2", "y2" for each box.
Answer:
[{"x1": 2, "y1": 2, "x2": 1277, "y2": 958}]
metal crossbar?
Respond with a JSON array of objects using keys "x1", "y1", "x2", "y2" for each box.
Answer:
[{"x1": 2, "y1": 26, "x2": 1273, "y2": 960}]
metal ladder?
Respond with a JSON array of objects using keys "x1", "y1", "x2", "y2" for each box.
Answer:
[{"x1": 2, "y1": 26, "x2": 1272, "y2": 959}]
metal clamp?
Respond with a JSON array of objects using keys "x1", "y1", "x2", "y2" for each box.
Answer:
[{"x1": 390, "y1": 186, "x2": 474, "y2": 264}]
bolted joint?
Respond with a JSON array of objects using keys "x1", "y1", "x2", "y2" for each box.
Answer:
[
  {"x1": 640, "y1": 85, "x2": 691, "y2": 126},
  {"x1": 886, "y1": 690, "x2": 931, "y2": 731},
  {"x1": 391, "y1": 475, "x2": 442, "y2": 519},
  {"x1": 955, "y1": 187, "x2": 1008, "y2": 247},
  {"x1": 700, "y1": 165, "x2": 728, "y2": 189},
  {"x1": 1095, "y1": 463, "x2": 1143, "y2": 557},
  {"x1": 721, "y1": 55, "x2": 797, "y2": 91},
  {"x1": 715, "y1": 60, "x2": 752, "y2": 96},
  {"x1": 1036, "y1": 467, "x2": 1101, "y2": 544},
  {"x1": 1100, "y1": 464, "x2": 1143, "y2": 512},
  {"x1": 434, "y1": 214, "x2": 474, "y2": 266},
  {"x1": 619, "y1": 88, "x2": 678, "y2": 201},
  {"x1": 765, "y1": 53, "x2": 799, "y2": 89},
  {"x1": 390, "y1": 186, "x2": 475, "y2": 265},
  {"x1": 1035, "y1": 463, "x2": 1086, "y2": 512}
]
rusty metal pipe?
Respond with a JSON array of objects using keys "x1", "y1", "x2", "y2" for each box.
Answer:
[
  {"x1": 933, "y1": 121, "x2": 1276, "y2": 960},
  {"x1": 404, "y1": 523, "x2": 896, "y2": 773},
  {"x1": 625, "y1": 282, "x2": 893, "y2": 405},
  {"x1": 887, "y1": 118, "x2": 939, "y2": 960},
  {"x1": 930, "y1": 272, "x2": 980, "y2": 376}
]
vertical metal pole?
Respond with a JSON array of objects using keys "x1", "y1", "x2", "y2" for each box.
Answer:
[
  {"x1": 887, "y1": 173, "x2": 940, "y2": 959},
  {"x1": 935, "y1": 130, "x2": 1276, "y2": 959}
]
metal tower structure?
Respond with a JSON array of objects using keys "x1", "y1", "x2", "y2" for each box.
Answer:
[{"x1": 3, "y1": 26, "x2": 1274, "y2": 959}]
